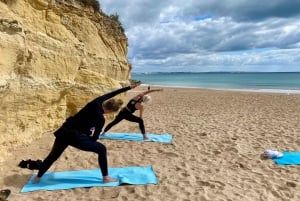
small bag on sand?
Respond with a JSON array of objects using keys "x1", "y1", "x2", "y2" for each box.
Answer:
[{"x1": 18, "y1": 159, "x2": 42, "y2": 170}]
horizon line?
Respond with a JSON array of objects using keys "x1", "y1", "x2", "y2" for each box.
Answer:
[{"x1": 131, "y1": 71, "x2": 300, "y2": 74}]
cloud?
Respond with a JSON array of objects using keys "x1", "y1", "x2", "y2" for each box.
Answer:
[{"x1": 100, "y1": 0, "x2": 300, "y2": 72}]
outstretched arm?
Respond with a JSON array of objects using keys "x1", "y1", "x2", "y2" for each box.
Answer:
[
  {"x1": 132, "y1": 88, "x2": 163, "y2": 99},
  {"x1": 142, "y1": 88, "x2": 163, "y2": 95},
  {"x1": 98, "y1": 82, "x2": 141, "y2": 101}
]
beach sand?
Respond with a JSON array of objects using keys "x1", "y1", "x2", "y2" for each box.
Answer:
[{"x1": 1, "y1": 87, "x2": 300, "y2": 201}]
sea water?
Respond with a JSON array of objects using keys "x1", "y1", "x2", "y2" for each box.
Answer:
[{"x1": 131, "y1": 72, "x2": 300, "y2": 94}]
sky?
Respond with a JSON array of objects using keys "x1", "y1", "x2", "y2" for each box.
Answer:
[{"x1": 100, "y1": 0, "x2": 300, "y2": 73}]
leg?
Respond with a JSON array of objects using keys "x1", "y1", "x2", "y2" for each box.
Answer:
[
  {"x1": 69, "y1": 133, "x2": 117, "y2": 182},
  {"x1": 124, "y1": 114, "x2": 149, "y2": 139},
  {"x1": 103, "y1": 111, "x2": 126, "y2": 134},
  {"x1": 34, "y1": 137, "x2": 68, "y2": 183}
]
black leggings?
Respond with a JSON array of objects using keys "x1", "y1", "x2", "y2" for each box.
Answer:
[
  {"x1": 37, "y1": 127, "x2": 108, "y2": 178},
  {"x1": 104, "y1": 109, "x2": 145, "y2": 134}
]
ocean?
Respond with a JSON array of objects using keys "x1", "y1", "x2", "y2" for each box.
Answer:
[{"x1": 131, "y1": 72, "x2": 300, "y2": 94}]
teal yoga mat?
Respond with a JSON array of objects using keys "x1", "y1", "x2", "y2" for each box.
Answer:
[
  {"x1": 273, "y1": 151, "x2": 300, "y2": 165},
  {"x1": 99, "y1": 132, "x2": 172, "y2": 143},
  {"x1": 21, "y1": 166, "x2": 158, "y2": 192}
]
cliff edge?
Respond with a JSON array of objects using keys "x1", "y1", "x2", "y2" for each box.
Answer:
[{"x1": 0, "y1": 0, "x2": 132, "y2": 156}]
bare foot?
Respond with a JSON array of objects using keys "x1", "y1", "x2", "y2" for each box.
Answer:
[
  {"x1": 103, "y1": 176, "x2": 118, "y2": 183},
  {"x1": 143, "y1": 134, "x2": 151, "y2": 140},
  {"x1": 33, "y1": 176, "x2": 40, "y2": 184}
]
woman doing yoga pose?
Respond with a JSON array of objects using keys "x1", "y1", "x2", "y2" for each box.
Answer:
[
  {"x1": 33, "y1": 82, "x2": 141, "y2": 184},
  {"x1": 101, "y1": 88, "x2": 163, "y2": 140}
]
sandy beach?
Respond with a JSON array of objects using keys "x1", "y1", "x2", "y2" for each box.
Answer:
[{"x1": 1, "y1": 87, "x2": 300, "y2": 201}]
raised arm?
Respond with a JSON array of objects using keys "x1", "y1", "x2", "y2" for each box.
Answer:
[
  {"x1": 98, "y1": 82, "x2": 141, "y2": 101},
  {"x1": 142, "y1": 88, "x2": 163, "y2": 95},
  {"x1": 132, "y1": 88, "x2": 163, "y2": 100}
]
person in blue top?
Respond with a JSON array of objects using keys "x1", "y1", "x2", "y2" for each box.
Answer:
[
  {"x1": 33, "y1": 82, "x2": 141, "y2": 184},
  {"x1": 101, "y1": 88, "x2": 162, "y2": 140}
]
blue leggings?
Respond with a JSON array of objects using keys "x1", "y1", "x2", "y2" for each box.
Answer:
[
  {"x1": 104, "y1": 109, "x2": 145, "y2": 134},
  {"x1": 37, "y1": 127, "x2": 108, "y2": 178}
]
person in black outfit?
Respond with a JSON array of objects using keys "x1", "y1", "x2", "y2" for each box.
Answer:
[
  {"x1": 101, "y1": 88, "x2": 162, "y2": 140},
  {"x1": 33, "y1": 82, "x2": 141, "y2": 184}
]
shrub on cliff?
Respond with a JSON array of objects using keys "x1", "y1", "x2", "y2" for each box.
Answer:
[
  {"x1": 109, "y1": 13, "x2": 125, "y2": 33},
  {"x1": 76, "y1": 0, "x2": 100, "y2": 11}
]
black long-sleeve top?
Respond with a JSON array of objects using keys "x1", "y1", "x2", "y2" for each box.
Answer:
[{"x1": 63, "y1": 86, "x2": 131, "y2": 141}]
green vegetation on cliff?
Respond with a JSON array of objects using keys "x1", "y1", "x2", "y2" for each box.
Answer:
[{"x1": 76, "y1": 0, "x2": 100, "y2": 11}]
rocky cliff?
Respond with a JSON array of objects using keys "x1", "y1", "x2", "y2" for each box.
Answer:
[{"x1": 0, "y1": 0, "x2": 131, "y2": 156}]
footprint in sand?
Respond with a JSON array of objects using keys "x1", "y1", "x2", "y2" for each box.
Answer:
[
  {"x1": 286, "y1": 181, "x2": 296, "y2": 188},
  {"x1": 197, "y1": 180, "x2": 226, "y2": 190},
  {"x1": 199, "y1": 132, "x2": 207, "y2": 137},
  {"x1": 163, "y1": 152, "x2": 179, "y2": 157},
  {"x1": 213, "y1": 150, "x2": 222, "y2": 155}
]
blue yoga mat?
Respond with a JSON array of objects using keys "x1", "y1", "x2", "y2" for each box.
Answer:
[
  {"x1": 21, "y1": 166, "x2": 158, "y2": 192},
  {"x1": 273, "y1": 151, "x2": 300, "y2": 165},
  {"x1": 99, "y1": 132, "x2": 172, "y2": 143}
]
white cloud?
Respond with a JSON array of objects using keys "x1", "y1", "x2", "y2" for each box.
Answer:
[{"x1": 100, "y1": 0, "x2": 300, "y2": 72}]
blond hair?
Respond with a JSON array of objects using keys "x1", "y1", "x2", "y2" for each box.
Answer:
[{"x1": 103, "y1": 99, "x2": 123, "y2": 112}]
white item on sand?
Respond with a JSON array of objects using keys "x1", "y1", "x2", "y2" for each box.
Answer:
[{"x1": 264, "y1": 149, "x2": 283, "y2": 159}]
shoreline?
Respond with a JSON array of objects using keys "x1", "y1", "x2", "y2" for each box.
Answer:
[
  {"x1": 132, "y1": 71, "x2": 300, "y2": 94},
  {"x1": 140, "y1": 84, "x2": 300, "y2": 94}
]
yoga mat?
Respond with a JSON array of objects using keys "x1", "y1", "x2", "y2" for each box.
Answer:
[
  {"x1": 273, "y1": 151, "x2": 300, "y2": 165},
  {"x1": 21, "y1": 166, "x2": 158, "y2": 192},
  {"x1": 99, "y1": 132, "x2": 172, "y2": 143}
]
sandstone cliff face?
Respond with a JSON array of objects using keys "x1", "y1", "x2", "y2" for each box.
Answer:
[{"x1": 0, "y1": 0, "x2": 131, "y2": 155}]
